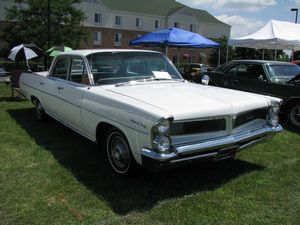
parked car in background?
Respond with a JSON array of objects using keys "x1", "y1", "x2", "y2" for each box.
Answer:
[
  {"x1": 203, "y1": 60, "x2": 300, "y2": 128},
  {"x1": 20, "y1": 51, "x2": 282, "y2": 175},
  {"x1": 291, "y1": 60, "x2": 300, "y2": 67},
  {"x1": 181, "y1": 63, "x2": 208, "y2": 80},
  {"x1": 0, "y1": 65, "x2": 7, "y2": 76}
]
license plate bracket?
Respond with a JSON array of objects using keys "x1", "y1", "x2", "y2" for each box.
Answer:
[{"x1": 214, "y1": 146, "x2": 238, "y2": 161}]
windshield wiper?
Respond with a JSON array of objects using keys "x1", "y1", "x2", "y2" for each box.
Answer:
[{"x1": 115, "y1": 77, "x2": 174, "y2": 87}]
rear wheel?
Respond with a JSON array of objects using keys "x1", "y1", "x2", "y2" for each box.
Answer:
[
  {"x1": 106, "y1": 128, "x2": 136, "y2": 175},
  {"x1": 35, "y1": 99, "x2": 49, "y2": 121},
  {"x1": 287, "y1": 102, "x2": 300, "y2": 128}
]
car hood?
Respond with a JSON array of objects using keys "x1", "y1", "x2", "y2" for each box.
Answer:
[{"x1": 103, "y1": 81, "x2": 271, "y2": 120}]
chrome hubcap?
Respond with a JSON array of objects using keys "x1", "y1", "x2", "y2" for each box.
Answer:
[
  {"x1": 36, "y1": 102, "x2": 44, "y2": 118},
  {"x1": 290, "y1": 105, "x2": 300, "y2": 126},
  {"x1": 107, "y1": 131, "x2": 130, "y2": 173}
]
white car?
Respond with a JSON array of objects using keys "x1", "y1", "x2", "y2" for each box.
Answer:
[{"x1": 20, "y1": 49, "x2": 282, "y2": 175}]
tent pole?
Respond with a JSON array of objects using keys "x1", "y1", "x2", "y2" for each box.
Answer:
[
  {"x1": 275, "y1": 49, "x2": 277, "y2": 61},
  {"x1": 262, "y1": 49, "x2": 264, "y2": 60},
  {"x1": 218, "y1": 49, "x2": 221, "y2": 67},
  {"x1": 165, "y1": 46, "x2": 168, "y2": 57},
  {"x1": 177, "y1": 47, "x2": 180, "y2": 67},
  {"x1": 26, "y1": 60, "x2": 30, "y2": 71}
]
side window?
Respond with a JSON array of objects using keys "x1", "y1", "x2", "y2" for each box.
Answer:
[
  {"x1": 237, "y1": 64, "x2": 266, "y2": 80},
  {"x1": 70, "y1": 57, "x2": 89, "y2": 85},
  {"x1": 52, "y1": 57, "x2": 70, "y2": 79},
  {"x1": 226, "y1": 64, "x2": 239, "y2": 76}
]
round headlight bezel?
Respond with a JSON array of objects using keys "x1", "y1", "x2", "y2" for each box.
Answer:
[
  {"x1": 153, "y1": 135, "x2": 171, "y2": 153},
  {"x1": 152, "y1": 117, "x2": 173, "y2": 134},
  {"x1": 267, "y1": 100, "x2": 282, "y2": 127},
  {"x1": 271, "y1": 101, "x2": 281, "y2": 114},
  {"x1": 152, "y1": 117, "x2": 173, "y2": 153},
  {"x1": 267, "y1": 111, "x2": 279, "y2": 127}
]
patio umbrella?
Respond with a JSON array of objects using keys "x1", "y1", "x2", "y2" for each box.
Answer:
[
  {"x1": 8, "y1": 44, "x2": 43, "y2": 70},
  {"x1": 130, "y1": 27, "x2": 220, "y2": 65},
  {"x1": 130, "y1": 28, "x2": 220, "y2": 49},
  {"x1": 46, "y1": 46, "x2": 73, "y2": 57}
]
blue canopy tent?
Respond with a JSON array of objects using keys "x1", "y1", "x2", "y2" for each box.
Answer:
[{"x1": 129, "y1": 27, "x2": 220, "y2": 65}]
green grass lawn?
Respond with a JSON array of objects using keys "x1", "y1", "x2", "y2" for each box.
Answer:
[{"x1": 0, "y1": 83, "x2": 299, "y2": 225}]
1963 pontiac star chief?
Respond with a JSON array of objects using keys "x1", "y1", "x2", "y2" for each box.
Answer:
[{"x1": 20, "y1": 49, "x2": 283, "y2": 175}]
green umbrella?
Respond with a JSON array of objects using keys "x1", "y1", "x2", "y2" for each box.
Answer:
[{"x1": 46, "y1": 46, "x2": 73, "y2": 57}]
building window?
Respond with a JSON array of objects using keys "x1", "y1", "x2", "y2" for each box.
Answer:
[
  {"x1": 155, "y1": 20, "x2": 160, "y2": 29},
  {"x1": 94, "y1": 13, "x2": 102, "y2": 24},
  {"x1": 136, "y1": 18, "x2": 142, "y2": 27},
  {"x1": 190, "y1": 24, "x2": 196, "y2": 32},
  {"x1": 93, "y1": 31, "x2": 102, "y2": 45},
  {"x1": 114, "y1": 32, "x2": 122, "y2": 46},
  {"x1": 174, "y1": 22, "x2": 180, "y2": 28},
  {"x1": 115, "y1": 16, "x2": 122, "y2": 25}
]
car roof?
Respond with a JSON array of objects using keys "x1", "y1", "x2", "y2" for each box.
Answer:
[
  {"x1": 59, "y1": 49, "x2": 161, "y2": 57},
  {"x1": 229, "y1": 60, "x2": 295, "y2": 66}
]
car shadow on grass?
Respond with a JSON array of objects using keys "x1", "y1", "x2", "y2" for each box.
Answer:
[
  {"x1": 0, "y1": 96, "x2": 27, "y2": 102},
  {"x1": 8, "y1": 107, "x2": 264, "y2": 215}
]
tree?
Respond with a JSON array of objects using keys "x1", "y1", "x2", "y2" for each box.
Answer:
[
  {"x1": 208, "y1": 35, "x2": 235, "y2": 66},
  {"x1": 1, "y1": 0, "x2": 87, "y2": 52}
]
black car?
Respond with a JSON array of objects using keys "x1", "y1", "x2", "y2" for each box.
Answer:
[{"x1": 201, "y1": 60, "x2": 300, "y2": 128}]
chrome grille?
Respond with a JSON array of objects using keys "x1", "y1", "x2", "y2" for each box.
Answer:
[
  {"x1": 234, "y1": 108, "x2": 267, "y2": 128},
  {"x1": 169, "y1": 118, "x2": 226, "y2": 135}
]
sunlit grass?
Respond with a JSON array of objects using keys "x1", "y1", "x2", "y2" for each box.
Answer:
[{"x1": 0, "y1": 83, "x2": 299, "y2": 225}]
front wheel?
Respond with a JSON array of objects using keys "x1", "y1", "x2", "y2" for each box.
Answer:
[
  {"x1": 106, "y1": 128, "x2": 136, "y2": 175},
  {"x1": 287, "y1": 102, "x2": 300, "y2": 128},
  {"x1": 35, "y1": 99, "x2": 49, "y2": 121}
]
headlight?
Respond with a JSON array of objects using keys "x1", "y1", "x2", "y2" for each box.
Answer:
[
  {"x1": 267, "y1": 111, "x2": 279, "y2": 127},
  {"x1": 270, "y1": 101, "x2": 281, "y2": 114},
  {"x1": 267, "y1": 101, "x2": 281, "y2": 127},
  {"x1": 152, "y1": 117, "x2": 173, "y2": 153},
  {"x1": 201, "y1": 75, "x2": 210, "y2": 85},
  {"x1": 153, "y1": 118, "x2": 172, "y2": 134},
  {"x1": 153, "y1": 135, "x2": 171, "y2": 153}
]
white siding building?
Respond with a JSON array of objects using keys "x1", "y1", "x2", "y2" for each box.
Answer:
[{"x1": 0, "y1": 0, "x2": 231, "y2": 64}]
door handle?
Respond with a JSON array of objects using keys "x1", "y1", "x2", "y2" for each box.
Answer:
[
  {"x1": 57, "y1": 86, "x2": 64, "y2": 90},
  {"x1": 39, "y1": 82, "x2": 45, "y2": 85}
]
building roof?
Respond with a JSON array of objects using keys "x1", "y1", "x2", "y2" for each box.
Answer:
[
  {"x1": 190, "y1": 8, "x2": 230, "y2": 27},
  {"x1": 100, "y1": 0, "x2": 183, "y2": 16},
  {"x1": 100, "y1": 0, "x2": 228, "y2": 26}
]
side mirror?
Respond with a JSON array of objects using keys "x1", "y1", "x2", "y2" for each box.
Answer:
[{"x1": 201, "y1": 75, "x2": 210, "y2": 85}]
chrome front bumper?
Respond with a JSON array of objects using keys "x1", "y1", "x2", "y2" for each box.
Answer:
[{"x1": 141, "y1": 125, "x2": 282, "y2": 171}]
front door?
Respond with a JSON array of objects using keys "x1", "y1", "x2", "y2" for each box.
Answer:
[{"x1": 49, "y1": 56, "x2": 90, "y2": 133}]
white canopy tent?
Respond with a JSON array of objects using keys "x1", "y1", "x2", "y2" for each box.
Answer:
[{"x1": 228, "y1": 20, "x2": 300, "y2": 60}]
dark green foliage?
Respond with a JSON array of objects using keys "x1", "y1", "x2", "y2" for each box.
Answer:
[
  {"x1": 1, "y1": 0, "x2": 87, "y2": 52},
  {"x1": 208, "y1": 35, "x2": 235, "y2": 66}
]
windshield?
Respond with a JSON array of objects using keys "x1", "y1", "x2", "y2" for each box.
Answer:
[
  {"x1": 266, "y1": 64, "x2": 300, "y2": 81},
  {"x1": 87, "y1": 52, "x2": 183, "y2": 85}
]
